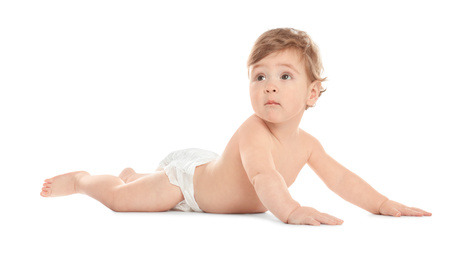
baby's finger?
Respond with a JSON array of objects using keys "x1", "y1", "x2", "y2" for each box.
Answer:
[
  {"x1": 400, "y1": 207, "x2": 425, "y2": 217},
  {"x1": 304, "y1": 217, "x2": 321, "y2": 226},
  {"x1": 411, "y1": 207, "x2": 432, "y2": 216},
  {"x1": 315, "y1": 213, "x2": 342, "y2": 225},
  {"x1": 383, "y1": 207, "x2": 401, "y2": 217},
  {"x1": 323, "y1": 213, "x2": 344, "y2": 225}
]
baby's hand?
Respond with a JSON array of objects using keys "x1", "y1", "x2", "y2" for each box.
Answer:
[
  {"x1": 286, "y1": 206, "x2": 344, "y2": 225},
  {"x1": 378, "y1": 200, "x2": 432, "y2": 217}
]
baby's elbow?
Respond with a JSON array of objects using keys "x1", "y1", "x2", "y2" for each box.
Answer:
[{"x1": 249, "y1": 169, "x2": 281, "y2": 188}]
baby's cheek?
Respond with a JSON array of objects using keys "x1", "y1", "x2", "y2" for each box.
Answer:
[{"x1": 288, "y1": 95, "x2": 306, "y2": 110}]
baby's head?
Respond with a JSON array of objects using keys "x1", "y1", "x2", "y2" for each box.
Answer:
[{"x1": 247, "y1": 28, "x2": 327, "y2": 109}]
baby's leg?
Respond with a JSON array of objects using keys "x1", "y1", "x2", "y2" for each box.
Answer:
[{"x1": 41, "y1": 171, "x2": 183, "y2": 212}]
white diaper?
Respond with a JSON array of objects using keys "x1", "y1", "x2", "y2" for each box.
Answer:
[{"x1": 157, "y1": 148, "x2": 219, "y2": 212}]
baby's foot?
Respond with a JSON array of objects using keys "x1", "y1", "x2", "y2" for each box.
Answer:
[{"x1": 41, "y1": 171, "x2": 89, "y2": 197}]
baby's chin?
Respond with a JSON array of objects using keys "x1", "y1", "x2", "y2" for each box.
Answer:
[
  {"x1": 254, "y1": 112, "x2": 299, "y2": 125},
  {"x1": 255, "y1": 109, "x2": 303, "y2": 124}
]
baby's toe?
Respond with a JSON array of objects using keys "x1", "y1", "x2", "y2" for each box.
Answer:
[{"x1": 41, "y1": 188, "x2": 50, "y2": 197}]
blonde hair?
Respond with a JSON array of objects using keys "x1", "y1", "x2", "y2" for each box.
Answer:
[{"x1": 247, "y1": 28, "x2": 327, "y2": 102}]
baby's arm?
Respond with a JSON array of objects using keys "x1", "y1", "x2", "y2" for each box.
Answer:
[
  {"x1": 307, "y1": 135, "x2": 431, "y2": 217},
  {"x1": 238, "y1": 121, "x2": 343, "y2": 225}
]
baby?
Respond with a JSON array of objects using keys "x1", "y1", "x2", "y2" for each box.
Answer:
[{"x1": 41, "y1": 28, "x2": 431, "y2": 225}]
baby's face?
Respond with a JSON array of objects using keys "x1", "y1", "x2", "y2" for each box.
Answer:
[{"x1": 249, "y1": 49, "x2": 314, "y2": 124}]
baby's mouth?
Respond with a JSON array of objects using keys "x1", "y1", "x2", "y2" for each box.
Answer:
[{"x1": 265, "y1": 100, "x2": 280, "y2": 106}]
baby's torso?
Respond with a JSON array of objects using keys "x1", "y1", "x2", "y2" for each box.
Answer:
[{"x1": 193, "y1": 117, "x2": 313, "y2": 214}]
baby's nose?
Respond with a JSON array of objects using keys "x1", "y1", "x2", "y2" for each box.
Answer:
[{"x1": 265, "y1": 84, "x2": 278, "y2": 93}]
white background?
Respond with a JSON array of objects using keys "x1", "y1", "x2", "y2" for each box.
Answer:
[{"x1": 1, "y1": 0, "x2": 450, "y2": 259}]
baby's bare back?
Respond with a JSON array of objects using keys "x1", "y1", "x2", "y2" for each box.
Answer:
[{"x1": 193, "y1": 115, "x2": 312, "y2": 214}]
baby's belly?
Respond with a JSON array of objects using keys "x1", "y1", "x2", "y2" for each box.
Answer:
[{"x1": 193, "y1": 163, "x2": 267, "y2": 214}]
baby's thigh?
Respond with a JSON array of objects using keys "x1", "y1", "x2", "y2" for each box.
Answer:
[{"x1": 114, "y1": 172, "x2": 183, "y2": 212}]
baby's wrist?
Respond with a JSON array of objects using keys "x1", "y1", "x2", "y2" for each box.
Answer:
[
  {"x1": 376, "y1": 197, "x2": 390, "y2": 215},
  {"x1": 285, "y1": 204, "x2": 302, "y2": 224}
]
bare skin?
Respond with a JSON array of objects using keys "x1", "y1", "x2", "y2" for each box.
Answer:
[{"x1": 41, "y1": 49, "x2": 431, "y2": 225}]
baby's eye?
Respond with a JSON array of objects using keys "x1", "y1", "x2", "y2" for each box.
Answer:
[
  {"x1": 281, "y1": 74, "x2": 292, "y2": 80},
  {"x1": 256, "y1": 75, "x2": 266, "y2": 81}
]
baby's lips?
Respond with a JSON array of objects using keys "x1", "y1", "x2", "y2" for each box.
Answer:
[{"x1": 265, "y1": 100, "x2": 280, "y2": 105}]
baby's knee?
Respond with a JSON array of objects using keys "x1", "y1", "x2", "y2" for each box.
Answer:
[{"x1": 121, "y1": 167, "x2": 136, "y2": 174}]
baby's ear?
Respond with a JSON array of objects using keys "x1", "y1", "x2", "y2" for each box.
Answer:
[
  {"x1": 306, "y1": 80, "x2": 321, "y2": 108},
  {"x1": 314, "y1": 80, "x2": 322, "y2": 91},
  {"x1": 310, "y1": 80, "x2": 321, "y2": 97}
]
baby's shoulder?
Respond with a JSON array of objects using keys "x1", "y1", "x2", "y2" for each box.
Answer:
[
  {"x1": 238, "y1": 115, "x2": 272, "y2": 137},
  {"x1": 297, "y1": 128, "x2": 323, "y2": 153},
  {"x1": 298, "y1": 128, "x2": 316, "y2": 142},
  {"x1": 233, "y1": 115, "x2": 273, "y2": 147},
  {"x1": 298, "y1": 129, "x2": 328, "y2": 164}
]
